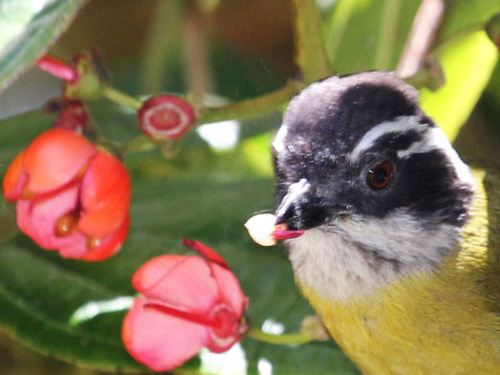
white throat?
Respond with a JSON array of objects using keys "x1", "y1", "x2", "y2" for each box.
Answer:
[{"x1": 287, "y1": 210, "x2": 460, "y2": 302}]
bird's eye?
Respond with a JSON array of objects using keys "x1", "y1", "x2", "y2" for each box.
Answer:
[{"x1": 367, "y1": 162, "x2": 393, "y2": 190}]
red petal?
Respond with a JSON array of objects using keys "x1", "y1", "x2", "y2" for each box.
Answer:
[
  {"x1": 3, "y1": 150, "x2": 27, "y2": 200},
  {"x1": 23, "y1": 129, "x2": 96, "y2": 194},
  {"x1": 132, "y1": 255, "x2": 219, "y2": 313},
  {"x1": 77, "y1": 216, "x2": 130, "y2": 261},
  {"x1": 78, "y1": 151, "x2": 131, "y2": 238},
  {"x1": 122, "y1": 298, "x2": 209, "y2": 372},
  {"x1": 16, "y1": 185, "x2": 85, "y2": 251},
  {"x1": 182, "y1": 238, "x2": 229, "y2": 269}
]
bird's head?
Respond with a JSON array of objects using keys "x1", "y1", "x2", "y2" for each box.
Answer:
[{"x1": 272, "y1": 72, "x2": 475, "y2": 299}]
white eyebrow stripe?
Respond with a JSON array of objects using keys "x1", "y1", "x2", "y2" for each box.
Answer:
[
  {"x1": 405, "y1": 126, "x2": 473, "y2": 184},
  {"x1": 349, "y1": 115, "x2": 427, "y2": 162}
]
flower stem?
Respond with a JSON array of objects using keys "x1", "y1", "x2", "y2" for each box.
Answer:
[
  {"x1": 196, "y1": 81, "x2": 303, "y2": 126},
  {"x1": 246, "y1": 326, "x2": 314, "y2": 346},
  {"x1": 292, "y1": 0, "x2": 332, "y2": 82},
  {"x1": 102, "y1": 85, "x2": 143, "y2": 111}
]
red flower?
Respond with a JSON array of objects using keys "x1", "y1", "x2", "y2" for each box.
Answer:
[
  {"x1": 2, "y1": 129, "x2": 131, "y2": 261},
  {"x1": 122, "y1": 239, "x2": 248, "y2": 372},
  {"x1": 138, "y1": 95, "x2": 196, "y2": 140}
]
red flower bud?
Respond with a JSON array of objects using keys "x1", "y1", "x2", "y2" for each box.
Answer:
[
  {"x1": 53, "y1": 100, "x2": 88, "y2": 132},
  {"x1": 2, "y1": 129, "x2": 131, "y2": 261},
  {"x1": 138, "y1": 95, "x2": 196, "y2": 140},
  {"x1": 122, "y1": 239, "x2": 248, "y2": 372}
]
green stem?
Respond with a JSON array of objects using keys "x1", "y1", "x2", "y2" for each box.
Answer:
[
  {"x1": 195, "y1": 81, "x2": 303, "y2": 125},
  {"x1": 102, "y1": 85, "x2": 143, "y2": 111},
  {"x1": 374, "y1": 0, "x2": 402, "y2": 70},
  {"x1": 121, "y1": 135, "x2": 157, "y2": 154},
  {"x1": 246, "y1": 326, "x2": 314, "y2": 346},
  {"x1": 292, "y1": 0, "x2": 332, "y2": 82}
]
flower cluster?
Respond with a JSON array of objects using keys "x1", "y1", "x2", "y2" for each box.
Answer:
[
  {"x1": 122, "y1": 239, "x2": 248, "y2": 372},
  {"x1": 3, "y1": 128, "x2": 131, "y2": 261}
]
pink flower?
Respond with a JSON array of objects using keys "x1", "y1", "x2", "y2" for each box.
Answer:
[
  {"x1": 122, "y1": 239, "x2": 248, "y2": 372},
  {"x1": 138, "y1": 95, "x2": 196, "y2": 140},
  {"x1": 2, "y1": 129, "x2": 131, "y2": 261}
]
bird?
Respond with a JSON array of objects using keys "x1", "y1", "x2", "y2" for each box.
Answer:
[{"x1": 269, "y1": 71, "x2": 500, "y2": 375}]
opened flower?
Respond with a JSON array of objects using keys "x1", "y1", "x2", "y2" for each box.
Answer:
[
  {"x1": 138, "y1": 95, "x2": 196, "y2": 140},
  {"x1": 122, "y1": 239, "x2": 248, "y2": 372},
  {"x1": 2, "y1": 128, "x2": 130, "y2": 261}
]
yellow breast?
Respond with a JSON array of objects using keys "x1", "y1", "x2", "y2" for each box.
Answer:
[{"x1": 299, "y1": 169, "x2": 500, "y2": 375}]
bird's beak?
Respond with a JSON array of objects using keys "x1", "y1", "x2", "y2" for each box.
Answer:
[{"x1": 274, "y1": 178, "x2": 330, "y2": 234}]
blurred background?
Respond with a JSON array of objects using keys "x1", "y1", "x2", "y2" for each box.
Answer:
[{"x1": 0, "y1": 0, "x2": 499, "y2": 374}]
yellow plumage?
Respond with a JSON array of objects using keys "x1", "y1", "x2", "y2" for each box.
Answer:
[{"x1": 300, "y1": 168, "x2": 500, "y2": 375}]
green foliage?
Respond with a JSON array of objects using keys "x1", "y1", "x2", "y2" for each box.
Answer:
[
  {"x1": 0, "y1": 0, "x2": 85, "y2": 93},
  {"x1": 420, "y1": 31, "x2": 498, "y2": 141}
]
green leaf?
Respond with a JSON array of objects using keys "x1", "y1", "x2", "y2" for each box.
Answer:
[
  {"x1": 438, "y1": 0, "x2": 500, "y2": 41},
  {"x1": 0, "y1": 0, "x2": 86, "y2": 93},
  {"x1": 323, "y1": 0, "x2": 421, "y2": 73},
  {"x1": 420, "y1": 31, "x2": 498, "y2": 141},
  {"x1": 0, "y1": 110, "x2": 359, "y2": 374}
]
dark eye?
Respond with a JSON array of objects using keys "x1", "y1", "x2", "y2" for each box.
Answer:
[{"x1": 367, "y1": 162, "x2": 393, "y2": 190}]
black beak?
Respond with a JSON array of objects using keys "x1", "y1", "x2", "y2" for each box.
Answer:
[{"x1": 274, "y1": 178, "x2": 331, "y2": 231}]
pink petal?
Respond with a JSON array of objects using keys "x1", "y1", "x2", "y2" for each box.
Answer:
[
  {"x1": 132, "y1": 255, "x2": 219, "y2": 313},
  {"x1": 206, "y1": 303, "x2": 246, "y2": 353},
  {"x1": 210, "y1": 262, "x2": 247, "y2": 317},
  {"x1": 122, "y1": 298, "x2": 209, "y2": 372},
  {"x1": 16, "y1": 185, "x2": 85, "y2": 251}
]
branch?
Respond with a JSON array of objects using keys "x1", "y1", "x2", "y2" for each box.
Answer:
[{"x1": 396, "y1": 0, "x2": 445, "y2": 78}]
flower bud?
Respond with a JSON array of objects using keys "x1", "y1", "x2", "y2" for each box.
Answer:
[{"x1": 138, "y1": 95, "x2": 196, "y2": 140}]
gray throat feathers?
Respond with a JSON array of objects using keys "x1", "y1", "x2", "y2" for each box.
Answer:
[{"x1": 286, "y1": 210, "x2": 461, "y2": 302}]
